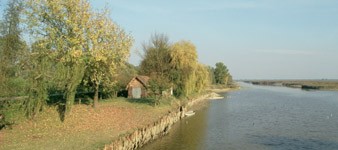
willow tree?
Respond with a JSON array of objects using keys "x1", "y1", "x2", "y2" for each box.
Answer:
[
  {"x1": 25, "y1": 0, "x2": 92, "y2": 116},
  {"x1": 169, "y1": 40, "x2": 198, "y2": 97},
  {"x1": 195, "y1": 64, "x2": 210, "y2": 93},
  {"x1": 85, "y1": 12, "x2": 132, "y2": 108},
  {"x1": 207, "y1": 66, "x2": 216, "y2": 84}
]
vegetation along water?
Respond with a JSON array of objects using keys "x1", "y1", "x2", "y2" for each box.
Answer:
[
  {"x1": 0, "y1": 1, "x2": 234, "y2": 149},
  {"x1": 1, "y1": 0, "x2": 336, "y2": 150}
]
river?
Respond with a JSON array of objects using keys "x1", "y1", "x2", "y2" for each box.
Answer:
[{"x1": 140, "y1": 82, "x2": 338, "y2": 150}]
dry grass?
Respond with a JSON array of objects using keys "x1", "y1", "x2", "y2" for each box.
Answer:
[
  {"x1": 0, "y1": 98, "x2": 171, "y2": 150},
  {"x1": 206, "y1": 84, "x2": 240, "y2": 93}
]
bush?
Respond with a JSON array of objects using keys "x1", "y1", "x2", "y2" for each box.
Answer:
[
  {"x1": 0, "y1": 77, "x2": 28, "y2": 97},
  {"x1": 0, "y1": 98, "x2": 25, "y2": 130}
]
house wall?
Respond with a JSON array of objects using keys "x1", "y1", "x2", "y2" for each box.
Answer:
[{"x1": 127, "y1": 79, "x2": 147, "y2": 98}]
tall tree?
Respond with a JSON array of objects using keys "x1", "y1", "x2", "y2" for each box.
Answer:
[
  {"x1": 214, "y1": 62, "x2": 229, "y2": 85},
  {"x1": 0, "y1": 0, "x2": 27, "y2": 97},
  {"x1": 169, "y1": 40, "x2": 198, "y2": 97},
  {"x1": 139, "y1": 35, "x2": 212, "y2": 98},
  {"x1": 195, "y1": 64, "x2": 210, "y2": 93},
  {"x1": 24, "y1": 40, "x2": 54, "y2": 117},
  {"x1": 84, "y1": 11, "x2": 132, "y2": 108},
  {"x1": 139, "y1": 33, "x2": 172, "y2": 96},
  {"x1": 0, "y1": 0, "x2": 28, "y2": 126},
  {"x1": 25, "y1": 0, "x2": 133, "y2": 117},
  {"x1": 139, "y1": 33, "x2": 172, "y2": 77},
  {"x1": 207, "y1": 66, "x2": 216, "y2": 84},
  {"x1": 25, "y1": 0, "x2": 92, "y2": 116}
]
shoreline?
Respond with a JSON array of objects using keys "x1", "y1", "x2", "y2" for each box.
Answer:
[
  {"x1": 244, "y1": 80, "x2": 338, "y2": 91},
  {"x1": 207, "y1": 87, "x2": 240, "y2": 93},
  {"x1": 103, "y1": 88, "x2": 235, "y2": 150},
  {"x1": 0, "y1": 87, "x2": 236, "y2": 150}
]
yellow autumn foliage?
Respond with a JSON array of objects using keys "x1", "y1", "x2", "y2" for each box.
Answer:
[{"x1": 25, "y1": 0, "x2": 133, "y2": 114}]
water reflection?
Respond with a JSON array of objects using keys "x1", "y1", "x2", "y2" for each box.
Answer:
[{"x1": 140, "y1": 103, "x2": 209, "y2": 150}]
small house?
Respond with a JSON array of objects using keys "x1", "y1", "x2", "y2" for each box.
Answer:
[{"x1": 126, "y1": 76, "x2": 150, "y2": 99}]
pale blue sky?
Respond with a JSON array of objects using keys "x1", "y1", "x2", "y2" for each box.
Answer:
[{"x1": 1, "y1": 0, "x2": 338, "y2": 79}]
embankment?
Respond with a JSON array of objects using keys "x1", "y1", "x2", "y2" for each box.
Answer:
[{"x1": 103, "y1": 94, "x2": 210, "y2": 150}]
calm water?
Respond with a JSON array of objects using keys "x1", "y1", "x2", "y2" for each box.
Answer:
[{"x1": 140, "y1": 82, "x2": 338, "y2": 150}]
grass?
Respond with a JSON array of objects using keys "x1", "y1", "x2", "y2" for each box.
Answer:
[
  {"x1": 206, "y1": 84, "x2": 239, "y2": 93},
  {"x1": 0, "y1": 97, "x2": 172, "y2": 150}
]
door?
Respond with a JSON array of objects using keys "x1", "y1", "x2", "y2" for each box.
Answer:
[{"x1": 132, "y1": 87, "x2": 142, "y2": 99}]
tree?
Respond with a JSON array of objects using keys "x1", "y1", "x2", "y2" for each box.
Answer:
[
  {"x1": 214, "y1": 62, "x2": 229, "y2": 85},
  {"x1": 139, "y1": 35, "x2": 212, "y2": 98},
  {"x1": 25, "y1": 0, "x2": 93, "y2": 117},
  {"x1": 139, "y1": 33, "x2": 172, "y2": 96},
  {"x1": 84, "y1": 11, "x2": 132, "y2": 108},
  {"x1": 147, "y1": 75, "x2": 171, "y2": 99},
  {"x1": 0, "y1": 0, "x2": 30, "y2": 126},
  {"x1": 169, "y1": 40, "x2": 198, "y2": 97},
  {"x1": 0, "y1": 0, "x2": 27, "y2": 97},
  {"x1": 139, "y1": 33, "x2": 172, "y2": 77},
  {"x1": 24, "y1": 40, "x2": 54, "y2": 118},
  {"x1": 207, "y1": 66, "x2": 216, "y2": 84},
  {"x1": 195, "y1": 64, "x2": 210, "y2": 93},
  {"x1": 25, "y1": 0, "x2": 133, "y2": 118}
]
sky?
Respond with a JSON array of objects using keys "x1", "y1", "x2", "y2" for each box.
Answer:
[{"x1": 1, "y1": 0, "x2": 338, "y2": 79}]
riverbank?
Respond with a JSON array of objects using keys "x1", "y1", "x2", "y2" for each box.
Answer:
[
  {"x1": 0, "y1": 98, "x2": 172, "y2": 150},
  {"x1": 103, "y1": 86, "x2": 239, "y2": 150},
  {"x1": 207, "y1": 84, "x2": 240, "y2": 93},
  {"x1": 103, "y1": 94, "x2": 212, "y2": 150},
  {"x1": 245, "y1": 80, "x2": 338, "y2": 91},
  {"x1": 0, "y1": 86, "x2": 236, "y2": 150},
  {"x1": 136, "y1": 82, "x2": 338, "y2": 150}
]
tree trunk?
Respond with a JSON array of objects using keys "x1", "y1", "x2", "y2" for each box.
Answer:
[{"x1": 93, "y1": 83, "x2": 99, "y2": 108}]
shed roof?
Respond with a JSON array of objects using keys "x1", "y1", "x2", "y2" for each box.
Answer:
[
  {"x1": 126, "y1": 75, "x2": 150, "y2": 89},
  {"x1": 135, "y1": 76, "x2": 150, "y2": 86}
]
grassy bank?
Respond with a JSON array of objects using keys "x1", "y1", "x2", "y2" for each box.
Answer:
[
  {"x1": 0, "y1": 86, "x2": 236, "y2": 150},
  {"x1": 207, "y1": 84, "x2": 240, "y2": 92},
  {"x1": 0, "y1": 98, "x2": 172, "y2": 150}
]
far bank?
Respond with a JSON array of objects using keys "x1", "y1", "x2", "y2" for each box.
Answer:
[{"x1": 244, "y1": 80, "x2": 338, "y2": 91}]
